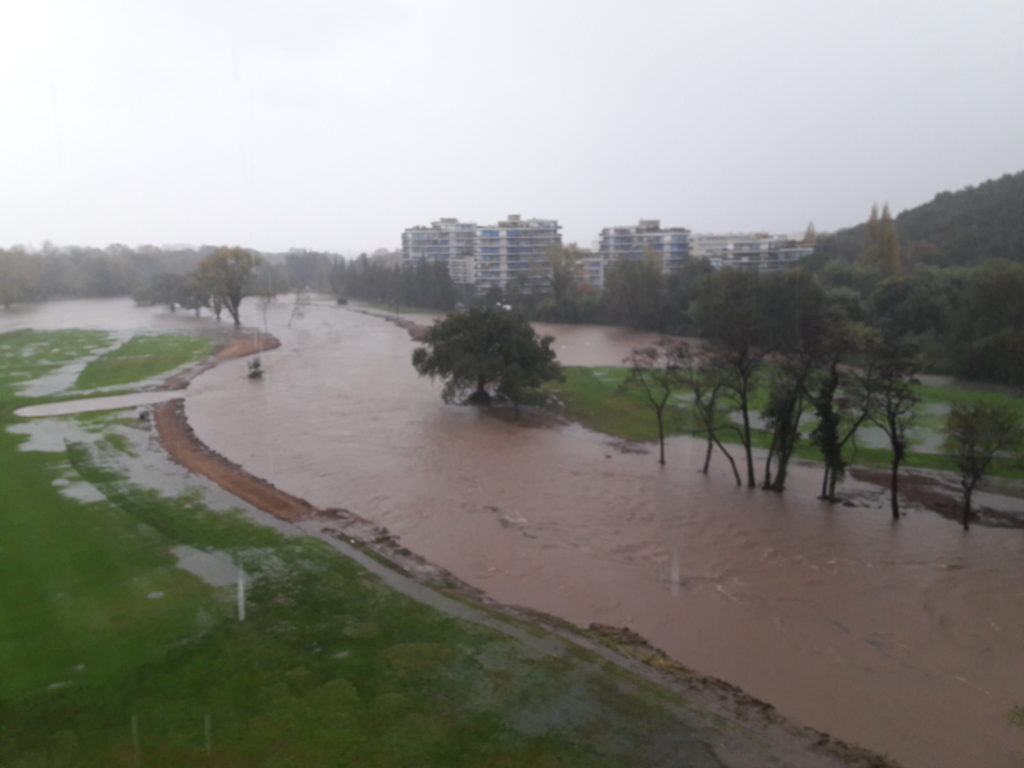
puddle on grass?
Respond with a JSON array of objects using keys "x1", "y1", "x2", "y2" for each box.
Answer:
[
  {"x1": 7, "y1": 420, "x2": 99, "y2": 453},
  {"x1": 57, "y1": 482, "x2": 106, "y2": 504},
  {"x1": 170, "y1": 546, "x2": 239, "y2": 587},
  {"x1": 15, "y1": 331, "x2": 129, "y2": 398}
]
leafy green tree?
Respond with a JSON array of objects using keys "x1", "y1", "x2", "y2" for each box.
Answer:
[
  {"x1": 621, "y1": 339, "x2": 689, "y2": 465},
  {"x1": 197, "y1": 246, "x2": 260, "y2": 326},
  {"x1": 411, "y1": 307, "x2": 562, "y2": 414},
  {"x1": 0, "y1": 249, "x2": 39, "y2": 308},
  {"x1": 865, "y1": 334, "x2": 920, "y2": 520},
  {"x1": 806, "y1": 324, "x2": 875, "y2": 501},
  {"x1": 860, "y1": 203, "x2": 901, "y2": 275},
  {"x1": 944, "y1": 400, "x2": 1024, "y2": 530},
  {"x1": 952, "y1": 260, "x2": 1024, "y2": 385},
  {"x1": 604, "y1": 258, "x2": 667, "y2": 330}
]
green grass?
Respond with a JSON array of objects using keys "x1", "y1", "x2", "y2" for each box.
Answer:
[
  {"x1": 547, "y1": 365, "x2": 1024, "y2": 480},
  {"x1": 73, "y1": 333, "x2": 215, "y2": 390},
  {"x1": 1, "y1": 329, "x2": 730, "y2": 767}
]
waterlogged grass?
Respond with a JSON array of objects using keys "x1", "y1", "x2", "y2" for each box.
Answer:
[
  {"x1": 1, "y1": 330, "x2": 728, "y2": 767},
  {"x1": 74, "y1": 333, "x2": 215, "y2": 390},
  {"x1": 548, "y1": 365, "x2": 1024, "y2": 480},
  {"x1": 0, "y1": 329, "x2": 111, "y2": 412}
]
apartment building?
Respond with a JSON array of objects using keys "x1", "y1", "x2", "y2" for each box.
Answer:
[
  {"x1": 402, "y1": 215, "x2": 561, "y2": 292},
  {"x1": 474, "y1": 215, "x2": 561, "y2": 293},
  {"x1": 690, "y1": 233, "x2": 813, "y2": 272},
  {"x1": 598, "y1": 220, "x2": 691, "y2": 274}
]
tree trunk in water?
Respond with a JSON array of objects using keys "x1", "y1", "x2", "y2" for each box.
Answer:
[
  {"x1": 820, "y1": 466, "x2": 831, "y2": 500},
  {"x1": 762, "y1": 438, "x2": 776, "y2": 490},
  {"x1": 890, "y1": 442, "x2": 904, "y2": 521},
  {"x1": 962, "y1": 485, "x2": 974, "y2": 531},
  {"x1": 714, "y1": 435, "x2": 742, "y2": 487},
  {"x1": 740, "y1": 396, "x2": 755, "y2": 488},
  {"x1": 657, "y1": 412, "x2": 665, "y2": 465},
  {"x1": 702, "y1": 435, "x2": 713, "y2": 474},
  {"x1": 468, "y1": 378, "x2": 491, "y2": 406}
]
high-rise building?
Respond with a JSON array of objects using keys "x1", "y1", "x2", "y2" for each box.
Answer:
[
  {"x1": 598, "y1": 220, "x2": 691, "y2": 275},
  {"x1": 474, "y1": 215, "x2": 561, "y2": 293},
  {"x1": 402, "y1": 215, "x2": 561, "y2": 292}
]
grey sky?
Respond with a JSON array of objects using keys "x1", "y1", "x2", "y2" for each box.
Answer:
[{"x1": 3, "y1": 0, "x2": 1022, "y2": 255}]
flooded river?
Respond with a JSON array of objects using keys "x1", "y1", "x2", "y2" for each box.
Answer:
[{"x1": 8, "y1": 298, "x2": 1024, "y2": 768}]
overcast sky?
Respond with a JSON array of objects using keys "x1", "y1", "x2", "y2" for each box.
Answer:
[{"x1": 2, "y1": 0, "x2": 1022, "y2": 254}]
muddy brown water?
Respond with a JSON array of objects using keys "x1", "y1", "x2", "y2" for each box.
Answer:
[{"x1": 7, "y1": 298, "x2": 1024, "y2": 768}]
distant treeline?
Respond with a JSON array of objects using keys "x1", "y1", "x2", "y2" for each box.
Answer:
[{"x1": 813, "y1": 170, "x2": 1024, "y2": 267}]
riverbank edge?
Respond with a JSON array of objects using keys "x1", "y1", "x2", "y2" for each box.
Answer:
[{"x1": 150, "y1": 320, "x2": 901, "y2": 768}]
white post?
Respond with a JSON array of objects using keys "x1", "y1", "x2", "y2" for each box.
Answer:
[
  {"x1": 131, "y1": 713, "x2": 140, "y2": 767},
  {"x1": 237, "y1": 569, "x2": 246, "y2": 622}
]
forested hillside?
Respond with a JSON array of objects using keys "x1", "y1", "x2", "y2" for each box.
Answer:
[{"x1": 815, "y1": 170, "x2": 1024, "y2": 266}]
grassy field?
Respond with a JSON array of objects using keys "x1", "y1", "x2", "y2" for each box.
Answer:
[
  {"x1": 0, "y1": 329, "x2": 748, "y2": 767},
  {"x1": 547, "y1": 365, "x2": 1024, "y2": 480},
  {"x1": 73, "y1": 333, "x2": 216, "y2": 390}
]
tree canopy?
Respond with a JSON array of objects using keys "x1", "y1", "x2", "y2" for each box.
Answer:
[
  {"x1": 197, "y1": 246, "x2": 260, "y2": 326},
  {"x1": 411, "y1": 307, "x2": 562, "y2": 412}
]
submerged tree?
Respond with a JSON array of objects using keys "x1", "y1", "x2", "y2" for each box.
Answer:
[
  {"x1": 866, "y1": 335, "x2": 920, "y2": 520},
  {"x1": 411, "y1": 307, "x2": 562, "y2": 415},
  {"x1": 197, "y1": 246, "x2": 260, "y2": 326},
  {"x1": 693, "y1": 269, "x2": 763, "y2": 487},
  {"x1": 621, "y1": 339, "x2": 689, "y2": 465},
  {"x1": 944, "y1": 400, "x2": 1024, "y2": 530},
  {"x1": 806, "y1": 324, "x2": 875, "y2": 502},
  {"x1": 687, "y1": 357, "x2": 742, "y2": 486}
]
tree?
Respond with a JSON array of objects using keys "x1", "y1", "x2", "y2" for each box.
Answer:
[
  {"x1": 806, "y1": 324, "x2": 875, "y2": 501},
  {"x1": 197, "y1": 246, "x2": 260, "y2": 326},
  {"x1": 621, "y1": 339, "x2": 689, "y2": 465},
  {"x1": 693, "y1": 269, "x2": 763, "y2": 487},
  {"x1": 604, "y1": 258, "x2": 667, "y2": 330},
  {"x1": 757, "y1": 270, "x2": 831, "y2": 492},
  {"x1": 861, "y1": 203, "x2": 901, "y2": 276},
  {"x1": 944, "y1": 400, "x2": 1024, "y2": 530},
  {"x1": 411, "y1": 307, "x2": 562, "y2": 414},
  {"x1": 865, "y1": 335, "x2": 919, "y2": 520},
  {"x1": 686, "y1": 356, "x2": 742, "y2": 485},
  {"x1": 0, "y1": 249, "x2": 39, "y2": 308}
]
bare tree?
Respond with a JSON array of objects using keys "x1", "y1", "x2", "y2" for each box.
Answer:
[
  {"x1": 621, "y1": 339, "x2": 689, "y2": 465},
  {"x1": 686, "y1": 357, "x2": 742, "y2": 485}
]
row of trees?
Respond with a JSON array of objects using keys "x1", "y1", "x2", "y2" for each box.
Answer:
[
  {"x1": 328, "y1": 255, "x2": 458, "y2": 311},
  {"x1": 134, "y1": 247, "x2": 260, "y2": 326},
  {"x1": 618, "y1": 266, "x2": 1022, "y2": 529}
]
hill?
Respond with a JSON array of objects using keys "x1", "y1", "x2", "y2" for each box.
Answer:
[{"x1": 815, "y1": 170, "x2": 1024, "y2": 266}]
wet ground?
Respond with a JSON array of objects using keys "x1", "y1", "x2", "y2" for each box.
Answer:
[{"x1": 8, "y1": 297, "x2": 1024, "y2": 768}]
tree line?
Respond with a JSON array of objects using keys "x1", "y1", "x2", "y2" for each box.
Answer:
[{"x1": 620, "y1": 265, "x2": 1022, "y2": 530}]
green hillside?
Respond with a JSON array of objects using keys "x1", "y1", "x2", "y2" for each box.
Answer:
[{"x1": 815, "y1": 170, "x2": 1024, "y2": 266}]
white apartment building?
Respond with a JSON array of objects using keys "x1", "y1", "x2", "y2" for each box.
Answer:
[
  {"x1": 598, "y1": 220, "x2": 692, "y2": 275},
  {"x1": 690, "y1": 233, "x2": 813, "y2": 271},
  {"x1": 402, "y1": 215, "x2": 562, "y2": 293}
]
